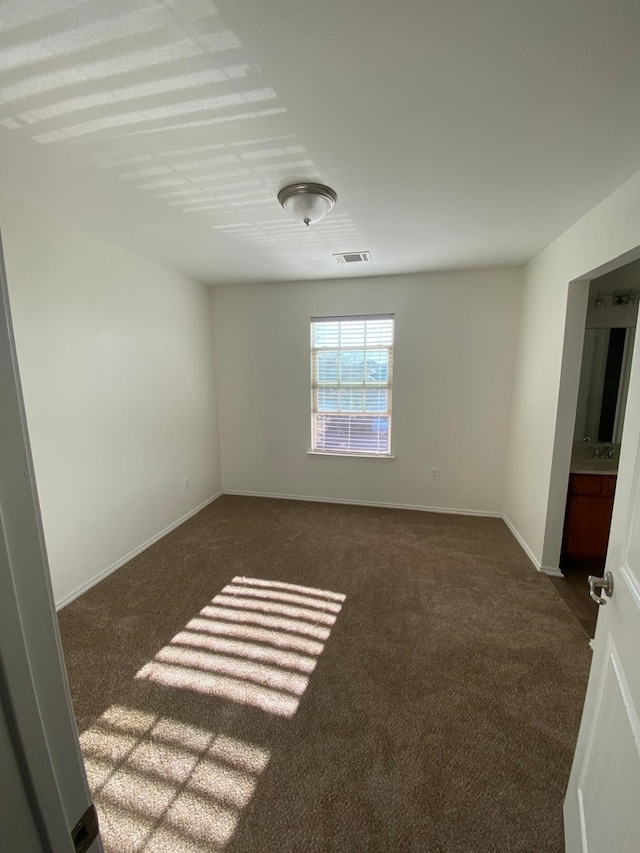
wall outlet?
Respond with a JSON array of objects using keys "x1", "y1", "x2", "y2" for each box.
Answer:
[
  {"x1": 429, "y1": 467, "x2": 439, "y2": 481},
  {"x1": 184, "y1": 476, "x2": 190, "y2": 491}
]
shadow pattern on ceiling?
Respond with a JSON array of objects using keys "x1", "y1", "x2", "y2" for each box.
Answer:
[{"x1": 0, "y1": 0, "x2": 366, "y2": 268}]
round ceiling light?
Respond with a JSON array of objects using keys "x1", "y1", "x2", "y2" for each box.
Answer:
[{"x1": 277, "y1": 182, "x2": 337, "y2": 227}]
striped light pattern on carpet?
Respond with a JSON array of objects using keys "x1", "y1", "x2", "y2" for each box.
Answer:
[
  {"x1": 137, "y1": 576, "x2": 345, "y2": 718},
  {"x1": 80, "y1": 576, "x2": 345, "y2": 852}
]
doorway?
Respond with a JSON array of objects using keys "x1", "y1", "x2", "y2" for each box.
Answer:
[{"x1": 553, "y1": 258, "x2": 640, "y2": 637}]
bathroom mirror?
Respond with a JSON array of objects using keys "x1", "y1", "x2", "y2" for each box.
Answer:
[{"x1": 574, "y1": 327, "x2": 635, "y2": 444}]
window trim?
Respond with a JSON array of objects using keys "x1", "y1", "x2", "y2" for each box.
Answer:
[
  {"x1": 310, "y1": 313, "x2": 395, "y2": 457},
  {"x1": 306, "y1": 451, "x2": 397, "y2": 459}
]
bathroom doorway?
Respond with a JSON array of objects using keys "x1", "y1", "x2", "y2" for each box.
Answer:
[{"x1": 554, "y1": 258, "x2": 640, "y2": 635}]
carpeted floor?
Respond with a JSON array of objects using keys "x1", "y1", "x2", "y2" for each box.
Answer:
[{"x1": 58, "y1": 496, "x2": 591, "y2": 853}]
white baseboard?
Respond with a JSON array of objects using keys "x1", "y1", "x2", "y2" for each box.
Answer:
[
  {"x1": 55, "y1": 492, "x2": 223, "y2": 610},
  {"x1": 222, "y1": 490, "x2": 502, "y2": 518},
  {"x1": 502, "y1": 513, "x2": 564, "y2": 577},
  {"x1": 539, "y1": 565, "x2": 564, "y2": 577},
  {"x1": 56, "y1": 494, "x2": 562, "y2": 611}
]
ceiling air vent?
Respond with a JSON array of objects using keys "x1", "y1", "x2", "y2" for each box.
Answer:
[{"x1": 333, "y1": 251, "x2": 372, "y2": 264}]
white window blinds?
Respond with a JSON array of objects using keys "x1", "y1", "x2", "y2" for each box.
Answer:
[{"x1": 311, "y1": 314, "x2": 394, "y2": 455}]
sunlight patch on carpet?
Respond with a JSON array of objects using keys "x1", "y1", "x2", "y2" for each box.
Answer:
[
  {"x1": 80, "y1": 706, "x2": 270, "y2": 853},
  {"x1": 170, "y1": 629, "x2": 318, "y2": 673},
  {"x1": 82, "y1": 577, "x2": 345, "y2": 849},
  {"x1": 199, "y1": 604, "x2": 331, "y2": 640},
  {"x1": 136, "y1": 576, "x2": 345, "y2": 718}
]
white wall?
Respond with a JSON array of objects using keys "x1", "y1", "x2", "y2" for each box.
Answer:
[
  {"x1": 504, "y1": 168, "x2": 640, "y2": 571},
  {"x1": 0, "y1": 196, "x2": 221, "y2": 607},
  {"x1": 212, "y1": 268, "x2": 522, "y2": 514}
]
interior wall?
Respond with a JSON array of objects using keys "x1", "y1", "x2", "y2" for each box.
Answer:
[
  {"x1": 504, "y1": 167, "x2": 640, "y2": 571},
  {"x1": 212, "y1": 267, "x2": 522, "y2": 515},
  {"x1": 0, "y1": 196, "x2": 221, "y2": 607}
]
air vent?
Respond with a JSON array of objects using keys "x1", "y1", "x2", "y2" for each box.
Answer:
[{"x1": 333, "y1": 251, "x2": 372, "y2": 264}]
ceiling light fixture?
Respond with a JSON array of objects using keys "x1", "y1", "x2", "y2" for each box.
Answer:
[{"x1": 278, "y1": 182, "x2": 337, "y2": 227}]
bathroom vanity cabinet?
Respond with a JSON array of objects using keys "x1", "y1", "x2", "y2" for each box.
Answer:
[{"x1": 562, "y1": 473, "x2": 616, "y2": 565}]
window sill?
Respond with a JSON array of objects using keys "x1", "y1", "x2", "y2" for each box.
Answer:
[{"x1": 307, "y1": 451, "x2": 396, "y2": 460}]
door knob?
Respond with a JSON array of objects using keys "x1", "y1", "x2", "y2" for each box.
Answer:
[{"x1": 588, "y1": 571, "x2": 614, "y2": 605}]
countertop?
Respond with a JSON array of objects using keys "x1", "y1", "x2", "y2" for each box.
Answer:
[{"x1": 570, "y1": 443, "x2": 618, "y2": 475}]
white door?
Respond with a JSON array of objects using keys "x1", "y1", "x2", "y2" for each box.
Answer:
[
  {"x1": 564, "y1": 327, "x2": 640, "y2": 851},
  {"x1": 0, "y1": 234, "x2": 102, "y2": 851}
]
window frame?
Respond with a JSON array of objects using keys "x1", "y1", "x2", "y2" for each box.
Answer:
[{"x1": 309, "y1": 313, "x2": 395, "y2": 458}]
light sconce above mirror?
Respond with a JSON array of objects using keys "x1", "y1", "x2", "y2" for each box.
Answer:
[{"x1": 594, "y1": 289, "x2": 639, "y2": 308}]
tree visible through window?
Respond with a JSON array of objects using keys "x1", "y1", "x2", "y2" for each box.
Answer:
[{"x1": 311, "y1": 314, "x2": 394, "y2": 455}]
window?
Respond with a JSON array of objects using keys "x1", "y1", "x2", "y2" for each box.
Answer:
[{"x1": 311, "y1": 314, "x2": 394, "y2": 456}]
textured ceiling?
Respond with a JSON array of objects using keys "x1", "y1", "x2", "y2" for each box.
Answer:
[{"x1": 0, "y1": 0, "x2": 639, "y2": 284}]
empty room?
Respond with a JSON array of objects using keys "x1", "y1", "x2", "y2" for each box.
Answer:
[{"x1": 1, "y1": 2, "x2": 640, "y2": 853}]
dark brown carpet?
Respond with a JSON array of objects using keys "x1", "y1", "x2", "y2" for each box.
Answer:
[{"x1": 58, "y1": 496, "x2": 591, "y2": 853}]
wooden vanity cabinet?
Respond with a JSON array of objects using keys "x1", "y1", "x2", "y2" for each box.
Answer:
[{"x1": 562, "y1": 473, "x2": 616, "y2": 565}]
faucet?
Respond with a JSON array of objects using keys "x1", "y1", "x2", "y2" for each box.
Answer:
[{"x1": 592, "y1": 445, "x2": 616, "y2": 460}]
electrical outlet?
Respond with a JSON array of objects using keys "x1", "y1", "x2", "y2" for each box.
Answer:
[
  {"x1": 429, "y1": 467, "x2": 439, "y2": 481},
  {"x1": 184, "y1": 476, "x2": 190, "y2": 491}
]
